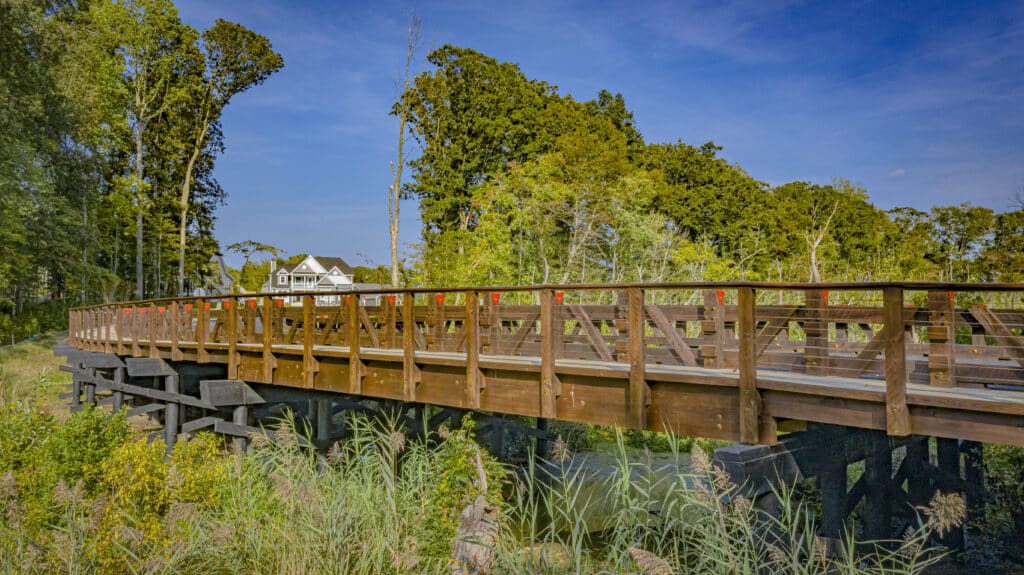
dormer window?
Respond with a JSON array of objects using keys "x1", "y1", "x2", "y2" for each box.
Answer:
[{"x1": 278, "y1": 275, "x2": 286, "y2": 285}]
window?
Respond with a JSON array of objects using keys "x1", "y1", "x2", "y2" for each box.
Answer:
[{"x1": 278, "y1": 275, "x2": 287, "y2": 286}]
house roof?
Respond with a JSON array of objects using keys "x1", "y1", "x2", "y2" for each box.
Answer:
[{"x1": 314, "y1": 256, "x2": 353, "y2": 275}]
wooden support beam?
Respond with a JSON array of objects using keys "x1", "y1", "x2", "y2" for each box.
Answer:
[
  {"x1": 818, "y1": 427, "x2": 848, "y2": 540},
  {"x1": 969, "y1": 305, "x2": 1024, "y2": 367},
  {"x1": 403, "y1": 294, "x2": 420, "y2": 402},
  {"x1": 737, "y1": 287, "x2": 760, "y2": 444},
  {"x1": 883, "y1": 287, "x2": 911, "y2": 436},
  {"x1": 905, "y1": 436, "x2": 931, "y2": 506},
  {"x1": 936, "y1": 437, "x2": 964, "y2": 550},
  {"x1": 627, "y1": 288, "x2": 649, "y2": 428},
  {"x1": 112, "y1": 366, "x2": 125, "y2": 414},
  {"x1": 862, "y1": 431, "x2": 893, "y2": 540},
  {"x1": 540, "y1": 289, "x2": 559, "y2": 419},
  {"x1": 232, "y1": 405, "x2": 248, "y2": 454},
  {"x1": 227, "y1": 298, "x2": 238, "y2": 379},
  {"x1": 302, "y1": 295, "x2": 318, "y2": 388},
  {"x1": 927, "y1": 290, "x2": 955, "y2": 387},
  {"x1": 348, "y1": 294, "x2": 363, "y2": 394},
  {"x1": 164, "y1": 373, "x2": 180, "y2": 454},
  {"x1": 465, "y1": 290, "x2": 482, "y2": 409}
]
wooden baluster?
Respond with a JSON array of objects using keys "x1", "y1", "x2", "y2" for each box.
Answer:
[
  {"x1": 488, "y1": 293, "x2": 502, "y2": 355},
  {"x1": 465, "y1": 290, "x2": 482, "y2": 409},
  {"x1": 433, "y1": 293, "x2": 446, "y2": 351},
  {"x1": 737, "y1": 287, "x2": 761, "y2": 444},
  {"x1": 303, "y1": 295, "x2": 317, "y2": 388},
  {"x1": 883, "y1": 287, "x2": 911, "y2": 436},
  {"x1": 262, "y1": 296, "x2": 275, "y2": 383},
  {"x1": 226, "y1": 298, "x2": 238, "y2": 379},
  {"x1": 348, "y1": 293, "x2": 362, "y2": 394},
  {"x1": 403, "y1": 293, "x2": 420, "y2": 402},
  {"x1": 540, "y1": 289, "x2": 559, "y2": 419},
  {"x1": 927, "y1": 290, "x2": 956, "y2": 387},
  {"x1": 627, "y1": 288, "x2": 649, "y2": 429},
  {"x1": 197, "y1": 300, "x2": 208, "y2": 363},
  {"x1": 615, "y1": 290, "x2": 629, "y2": 362}
]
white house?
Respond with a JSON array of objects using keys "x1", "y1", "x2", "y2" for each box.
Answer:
[{"x1": 260, "y1": 255, "x2": 381, "y2": 305}]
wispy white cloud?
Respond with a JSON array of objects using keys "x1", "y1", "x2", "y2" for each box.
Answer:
[{"x1": 889, "y1": 168, "x2": 906, "y2": 178}]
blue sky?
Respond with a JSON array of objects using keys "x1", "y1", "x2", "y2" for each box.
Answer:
[{"x1": 175, "y1": 0, "x2": 1024, "y2": 268}]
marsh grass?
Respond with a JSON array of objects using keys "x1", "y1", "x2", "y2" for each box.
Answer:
[{"x1": 0, "y1": 337, "x2": 962, "y2": 574}]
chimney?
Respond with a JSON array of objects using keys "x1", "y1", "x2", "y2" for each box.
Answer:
[{"x1": 271, "y1": 260, "x2": 276, "y2": 272}]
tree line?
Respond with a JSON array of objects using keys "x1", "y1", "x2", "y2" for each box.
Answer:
[
  {"x1": 0, "y1": 0, "x2": 282, "y2": 338},
  {"x1": 396, "y1": 45, "x2": 1023, "y2": 288}
]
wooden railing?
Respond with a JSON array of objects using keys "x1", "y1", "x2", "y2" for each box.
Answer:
[{"x1": 69, "y1": 282, "x2": 1024, "y2": 444}]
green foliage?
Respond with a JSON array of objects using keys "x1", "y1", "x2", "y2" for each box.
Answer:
[{"x1": 418, "y1": 415, "x2": 505, "y2": 559}]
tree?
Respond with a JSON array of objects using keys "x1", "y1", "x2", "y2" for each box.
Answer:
[
  {"x1": 92, "y1": 0, "x2": 199, "y2": 298},
  {"x1": 174, "y1": 19, "x2": 283, "y2": 295},
  {"x1": 401, "y1": 45, "x2": 556, "y2": 237},
  {"x1": 387, "y1": 11, "x2": 421, "y2": 288}
]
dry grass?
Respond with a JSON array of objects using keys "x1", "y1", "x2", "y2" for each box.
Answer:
[{"x1": 0, "y1": 334, "x2": 71, "y2": 416}]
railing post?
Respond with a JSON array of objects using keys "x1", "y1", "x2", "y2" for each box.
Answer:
[
  {"x1": 540, "y1": 289, "x2": 559, "y2": 419},
  {"x1": 116, "y1": 305, "x2": 125, "y2": 355},
  {"x1": 196, "y1": 299, "x2": 208, "y2": 363},
  {"x1": 347, "y1": 292, "x2": 362, "y2": 394},
  {"x1": 627, "y1": 287, "x2": 649, "y2": 429},
  {"x1": 883, "y1": 286, "x2": 911, "y2": 436},
  {"x1": 488, "y1": 293, "x2": 502, "y2": 354},
  {"x1": 262, "y1": 295, "x2": 275, "y2": 383},
  {"x1": 737, "y1": 287, "x2": 761, "y2": 443},
  {"x1": 804, "y1": 289, "x2": 827, "y2": 375},
  {"x1": 102, "y1": 307, "x2": 111, "y2": 353},
  {"x1": 403, "y1": 293, "x2": 420, "y2": 402},
  {"x1": 702, "y1": 290, "x2": 725, "y2": 368},
  {"x1": 465, "y1": 290, "x2": 482, "y2": 409},
  {"x1": 226, "y1": 298, "x2": 238, "y2": 379},
  {"x1": 170, "y1": 302, "x2": 182, "y2": 361},
  {"x1": 927, "y1": 290, "x2": 956, "y2": 387},
  {"x1": 302, "y1": 294, "x2": 317, "y2": 388},
  {"x1": 131, "y1": 305, "x2": 141, "y2": 356},
  {"x1": 148, "y1": 303, "x2": 158, "y2": 358},
  {"x1": 432, "y1": 293, "x2": 446, "y2": 351}
]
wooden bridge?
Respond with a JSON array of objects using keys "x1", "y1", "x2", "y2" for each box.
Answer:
[{"x1": 66, "y1": 282, "x2": 1024, "y2": 448}]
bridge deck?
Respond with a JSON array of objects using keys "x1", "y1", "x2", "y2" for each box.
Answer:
[{"x1": 69, "y1": 282, "x2": 1024, "y2": 446}]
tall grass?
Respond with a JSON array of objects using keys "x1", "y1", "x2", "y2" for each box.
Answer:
[{"x1": 0, "y1": 403, "x2": 959, "y2": 574}]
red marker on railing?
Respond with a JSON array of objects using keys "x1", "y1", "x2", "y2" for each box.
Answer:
[
  {"x1": 139, "y1": 308, "x2": 146, "y2": 315},
  {"x1": 435, "y1": 293, "x2": 445, "y2": 306},
  {"x1": 345, "y1": 295, "x2": 350, "y2": 304},
  {"x1": 949, "y1": 291, "x2": 955, "y2": 308},
  {"x1": 554, "y1": 291, "x2": 564, "y2": 305},
  {"x1": 717, "y1": 290, "x2": 725, "y2": 306},
  {"x1": 822, "y1": 290, "x2": 829, "y2": 307},
  {"x1": 223, "y1": 300, "x2": 232, "y2": 310},
  {"x1": 158, "y1": 306, "x2": 165, "y2": 313},
  {"x1": 387, "y1": 295, "x2": 397, "y2": 305},
  {"x1": 247, "y1": 299, "x2": 257, "y2": 309},
  {"x1": 124, "y1": 309, "x2": 131, "y2": 315},
  {"x1": 275, "y1": 298, "x2": 284, "y2": 308},
  {"x1": 184, "y1": 303, "x2": 193, "y2": 312},
  {"x1": 204, "y1": 302, "x2": 211, "y2": 311},
  {"x1": 491, "y1": 292, "x2": 501, "y2": 306}
]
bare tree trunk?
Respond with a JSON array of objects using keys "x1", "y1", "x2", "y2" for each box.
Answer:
[
  {"x1": 135, "y1": 122, "x2": 145, "y2": 299},
  {"x1": 177, "y1": 136, "x2": 204, "y2": 296},
  {"x1": 389, "y1": 12, "x2": 421, "y2": 288}
]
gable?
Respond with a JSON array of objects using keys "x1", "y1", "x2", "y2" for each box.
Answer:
[{"x1": 295, "y1": 255, "x2": 326, "y2": 275}]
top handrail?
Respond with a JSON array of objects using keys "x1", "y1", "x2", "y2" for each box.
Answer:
[{"x1": 70, "y1": 280, "x2": 1024, "y2": 311}]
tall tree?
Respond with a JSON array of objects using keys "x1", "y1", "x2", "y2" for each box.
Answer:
[
  {"x1": 93, "y1": 0, "x2": 198, "y2": 298},
  {"x1": 388, "y1": 11, "x2": 421, "y2": 288},
  {"x1": 173, "y1": 19, "x2": 283, "y2": 295}
]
